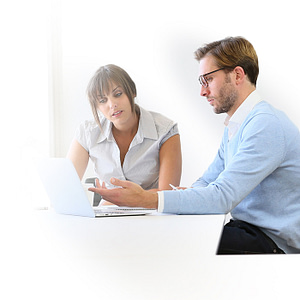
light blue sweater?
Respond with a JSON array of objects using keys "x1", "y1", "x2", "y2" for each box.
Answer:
[{"x1": 163, "y1": 100, "x2": 300, "y2": 253}]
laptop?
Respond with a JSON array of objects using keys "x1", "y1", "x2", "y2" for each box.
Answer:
[{"x1": 36, "y1": 158, "x2": 155, "y2": 218}]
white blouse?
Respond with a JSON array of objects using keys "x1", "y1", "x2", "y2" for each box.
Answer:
[{"x1": 75, "y1": 106, "x2": 179, "y2": 190}]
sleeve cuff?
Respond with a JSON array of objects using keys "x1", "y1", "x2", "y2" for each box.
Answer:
[{"x1": 157, "y1": 191, "x2": 165, "y2": 213}]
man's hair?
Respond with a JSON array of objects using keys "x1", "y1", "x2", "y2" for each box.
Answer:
[
  {"x1": 194, "y1": 36, "x2": 259, "y2": 86},
  {"x1": 86, "y1": 64, "x2": 137, "y2": 129}
]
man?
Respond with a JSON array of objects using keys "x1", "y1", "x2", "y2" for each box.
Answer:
[{"x1": 89, "y1": 37, "x2": 300, "y2": 254}]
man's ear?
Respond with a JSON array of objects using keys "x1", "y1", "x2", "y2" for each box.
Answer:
[{"x1": 233, "y1": 66, "x2": 246, "y2": 85}]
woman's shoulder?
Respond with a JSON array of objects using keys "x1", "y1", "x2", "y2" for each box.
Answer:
[
  {"x1": 140, "y1": 106, "x2": 176, "y2": 129},
  {"x1": 79, "y1": 116, "x2": 110, "y2": 131},
  {"x1": 77, "y1": 119, "x2": 99, "y2": 134},
  {"x1": 79, "y1": 119, "x2": 98, "y2": 128}
]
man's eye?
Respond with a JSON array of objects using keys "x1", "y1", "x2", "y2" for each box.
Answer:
[{"x1": 206, "y1": 77, "x2": 213, "y2": 83}]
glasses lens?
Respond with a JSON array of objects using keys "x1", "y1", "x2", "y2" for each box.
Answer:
[{"x1": 199, "y1": 76, "x2": 207, "y2": 88}]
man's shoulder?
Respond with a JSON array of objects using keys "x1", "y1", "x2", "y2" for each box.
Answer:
[{"x1": 246, "y1": 101, "x2": 285, "y2": 125}]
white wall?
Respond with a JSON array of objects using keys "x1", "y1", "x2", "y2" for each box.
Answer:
[
  {"x1": 2, "y1": 1, "x2": 50, "y2": 209},
  {"x1": 3, "y1": 0, "x2": 299, "y2": 293},
  {"x1": 51, "y1": 0, "x2": 300, "y2": 186}
]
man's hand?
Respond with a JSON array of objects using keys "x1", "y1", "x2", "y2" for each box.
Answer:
[{"x1": 88, "y1": 178, "x2": 158, "y2": 209}]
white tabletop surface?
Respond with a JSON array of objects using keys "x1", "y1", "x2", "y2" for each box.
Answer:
[{"x1": 3, "y1": 209, "x2": 300, "y2": 300}]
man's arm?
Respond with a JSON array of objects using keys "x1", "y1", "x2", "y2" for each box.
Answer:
[
  {"x1": 162, "y1": 113, "x2": 286, "y2": 215},
  {"x1": 89, "y1": 178, "x2": 159, "y2": 209},
  {"x1": 89, "y1": 113, "x2": 285, "y2": 214},
  {"x1": 192, "y1": 139, "x2": 225, "y2": 189}
]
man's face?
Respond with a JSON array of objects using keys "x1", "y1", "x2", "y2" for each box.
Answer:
[{"x1": 198, "y1": 56, "x2": 238, "y2": 116}]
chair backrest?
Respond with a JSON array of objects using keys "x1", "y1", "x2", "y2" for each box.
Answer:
[{"x1": 85, "y1": 177, "x2": 102, "y2": 206}]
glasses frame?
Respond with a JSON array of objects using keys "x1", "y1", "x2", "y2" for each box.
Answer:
[{"x1": 198, "y1": 67, "x2": 226, "y2": 88}]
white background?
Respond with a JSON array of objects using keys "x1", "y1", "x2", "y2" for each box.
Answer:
[
  {"x1": 1, "y1": 0, "x2": 299, "y2": 204},
  {"x1": 3, "y1": 0, "x2": 300, "y2": 208},
  {"x1": 1, "y1": 0, "x2": 300, "y2": 298},
  {"x1": 52, "y1": 0, "x2": 300, "y2": 188}
]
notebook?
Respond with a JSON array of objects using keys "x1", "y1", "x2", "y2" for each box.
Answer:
[{"x1": 36, "y1": 158, "x2": 155, "y2": 218}]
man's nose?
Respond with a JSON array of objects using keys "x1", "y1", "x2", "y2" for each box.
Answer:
[{"x1": 200, "y1": 85, "x2": 209, "y2": 97}]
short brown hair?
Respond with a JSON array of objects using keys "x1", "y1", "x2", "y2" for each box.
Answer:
[
  {"x1": 194, "y1": 36, "x2": 259, "y2": 86},
  {"x1": 86, "y1": 64, "x2": 137, "y2": 128}
]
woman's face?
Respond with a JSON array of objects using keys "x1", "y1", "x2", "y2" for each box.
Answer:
[{"x1": 97, "y1": 83, "x2": 135, "y2": 129}]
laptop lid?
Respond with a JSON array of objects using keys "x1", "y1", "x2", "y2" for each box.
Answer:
[
  {"x1": 36, "y1": 158, "x2": 96, "y2": 217},
  {"x1": 36, "y1": 158, "x2": 155, "y2": 218}
]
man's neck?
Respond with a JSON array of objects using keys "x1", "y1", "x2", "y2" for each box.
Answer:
[{"x1": 228, "y1": 86, "x2": 256, "y2": 118}]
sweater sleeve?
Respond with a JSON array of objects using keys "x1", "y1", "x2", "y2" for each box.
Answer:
[
  {"x1": 162, "y1": 113, "x2": 286, "y2": 215},
  {"x1": 191, "y1": 131, "x2": 226, "y2": 188}
]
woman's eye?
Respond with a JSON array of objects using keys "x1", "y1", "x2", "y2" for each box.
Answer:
[
  {"x1": 115, "y1": 92, "x2": 122, "y2": 97},
  {"x1": 98, "y1": 98, "x2": 107, "y2": 104}
]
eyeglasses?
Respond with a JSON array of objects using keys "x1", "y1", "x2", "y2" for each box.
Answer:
[{"x1": 198, "y1": 67, "x2": 225, "y2": 88}]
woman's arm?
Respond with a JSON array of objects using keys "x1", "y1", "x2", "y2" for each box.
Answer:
[
  {"x1": 67, "y1": 139, "x2": 89, "y2": 180},
  {"x1": 157, "y1": 134, "x2": 182, "y2": 190}
]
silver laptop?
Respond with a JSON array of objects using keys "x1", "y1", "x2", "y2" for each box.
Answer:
[{"x1": 36, "y1": 158, "x2": 155, "y2": 218}]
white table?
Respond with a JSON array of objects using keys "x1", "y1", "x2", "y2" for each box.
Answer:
[
  {"x1": 31, "y1": 210, "x2": 224, "y2": 299},
  {"x1": 37, "y1": 210, "x2": 224, "y2": 258},
  {"x1": 4, "y1": 209, "x2": 300, "y2": 300}
]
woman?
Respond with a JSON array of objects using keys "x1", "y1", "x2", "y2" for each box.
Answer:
[{"x1": 67, "y1": 64, "x2": 182, "y2": 202}]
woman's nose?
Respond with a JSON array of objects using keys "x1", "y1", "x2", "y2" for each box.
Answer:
[{"x1": 108, "y1": 98, "x2": 117, "y2": 109}]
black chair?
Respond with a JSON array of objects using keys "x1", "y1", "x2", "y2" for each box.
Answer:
[{"x1": 85, "y1": 177, "x2": 102, "y2": 206}]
